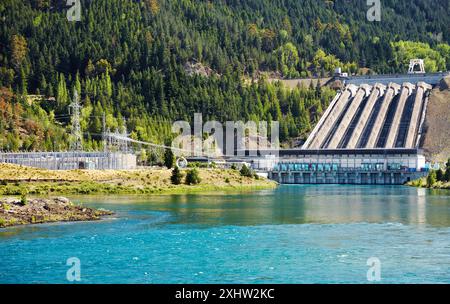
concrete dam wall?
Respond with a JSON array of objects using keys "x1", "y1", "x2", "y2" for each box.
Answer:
[{"x1": 302, "y1": 81, "x2": 433, "y2": 150}]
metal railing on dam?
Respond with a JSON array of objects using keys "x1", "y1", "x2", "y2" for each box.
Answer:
[
  {"x1": 338, "y1": 72, "x2": 448, "y2": 86},
  {"x1": 269, "y1": 169, "x2": 425, "y2": 185}
]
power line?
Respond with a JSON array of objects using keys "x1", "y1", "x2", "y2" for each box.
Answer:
[
  {"x1": 1, "y1": 104, "x2": 204, "y2": 156},
  {"x1": 104, "y1": 132, "x2": 212, "y2": 156}
]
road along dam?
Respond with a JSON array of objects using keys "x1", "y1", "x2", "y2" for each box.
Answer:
[{"x1": 265, "y1": 72, "x2": 449, "y2": 185}]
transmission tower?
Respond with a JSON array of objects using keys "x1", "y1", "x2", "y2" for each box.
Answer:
[
  {"x1": 69, "y1": 90, "x2": 83, "y2": 151},
  {"x1": 102, "y1": 112, "x2": 108, "y2": 152},
  {"x1": 121, "y1": 117, "x2": 128, "y2": 153}
]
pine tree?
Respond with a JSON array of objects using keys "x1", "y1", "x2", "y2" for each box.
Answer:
[
  {"x1": 56, "y1": 73, "x2": 68, "y2": 108},
  {"x1": 146, "y1": 0, "x2": 160, "y2": 15},
  {"x1": 445, "y1": 158, "x2": 450, "y2": 182},
  {"x1": 10, "y1": 34, "x2": 27, "y2": 68},
  {"x1": 427, "y1": 170, "x2": 437, "y2": 188},
  {"x1": 19, "y1": 67, "x2": 27, "y2": 95},
  {"x1": 171, "y1": 166, "x2": 183, "y2": 185},
  {"x1": 75, "y1": 71, "x2": 82, "y2": 96},
  {"x1": 164, "y1": 148, "x2": 174, "y2": 169}
]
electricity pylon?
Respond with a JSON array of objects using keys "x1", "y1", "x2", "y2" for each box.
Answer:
[{"x1": 69, "y1": 89, "x2": 83, "y2": 151}]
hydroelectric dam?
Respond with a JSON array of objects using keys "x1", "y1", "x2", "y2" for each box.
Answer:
[{"x1": 260, "y1": 72, "x2": 449, "y2": 185}]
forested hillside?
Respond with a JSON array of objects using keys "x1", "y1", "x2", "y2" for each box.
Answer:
[{"x1": 0, "y1": 0, "x2": 449, "y2": 156}]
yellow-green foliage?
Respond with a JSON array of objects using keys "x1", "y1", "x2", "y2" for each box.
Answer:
[{"x1": 391, "y1": 41, "x2": 449, "y2": 72}]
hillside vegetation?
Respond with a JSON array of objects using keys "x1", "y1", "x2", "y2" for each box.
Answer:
[{"x1": 0, "y1": 0, "x2": 449, "y2": 158}]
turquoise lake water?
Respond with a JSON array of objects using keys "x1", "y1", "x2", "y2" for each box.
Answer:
[{"x1": 1, "y1": 185, "x2": 450, "y2": 284}]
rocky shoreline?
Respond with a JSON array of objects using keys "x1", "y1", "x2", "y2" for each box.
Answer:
[{"x1": 0, "y1": 197, "x2": 114, "y2": 228}]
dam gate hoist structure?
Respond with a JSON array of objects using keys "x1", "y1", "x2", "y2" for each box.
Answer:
[{"x1": 267, "y1": 72, "x2": 449, "y2": 185}]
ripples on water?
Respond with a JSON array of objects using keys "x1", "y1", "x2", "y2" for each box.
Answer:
[{"x1": 0, "y1": 185, "x2": 449, "y2": 283}]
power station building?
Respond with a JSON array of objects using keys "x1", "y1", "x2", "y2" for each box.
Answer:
[
  {"x1": 266, "y1": 148, "x2": 426, "y2": 184},
  {"x1": 261, "y1": 72, "x2": 449, "y2": 185}
]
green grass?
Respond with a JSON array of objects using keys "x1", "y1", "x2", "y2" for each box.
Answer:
[
  {"x1": 407, "y1": 177, "x2": 450, "y2": 189},
  {"x1": 0, "y1": 180, "x2": 277, "y2": 196}
]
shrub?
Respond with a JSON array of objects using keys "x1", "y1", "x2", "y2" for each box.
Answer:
[
  {"x1": 20, "y1": 194, "x2": 28, "y2": 206},
  {"x1": 188, "y1": 162, "x2": 200, "y2": 168},
  {"x1": 164, "y1": 148, "x2": 175, "y2": 169},
  {"x1": 171, "y1": 166, "x2": 184, "y2": 185},
  {"x1": 445, "y1": 168, "x2": 450, "y2": 182},
  {"x1": 20, "y1": 188, "x2": 28, "y2": 206},
  {"x1": 225, "y1": 177, "x2": 230, "y2": 183},
  {"x1": 427, "y1": 170, "x2": 437, "y2": 187},
  {"x1": 239, "y1": 164, "x2": 253, "y2": 177},
  {"x1": 185, "y1": 168, "x2": 201, "y2": 185},
  {"x1": 444, "y1": 158, "x2": 450, "y2": 182},
  {"x1": 188, "y1": 162, "x2": 208, "y2": 168}
]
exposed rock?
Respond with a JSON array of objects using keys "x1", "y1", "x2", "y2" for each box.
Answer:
[
  {"x1": 54, "y1": 196, "x2": 71, "y2": 204},
  {"x1": 3, "y1": 197, "x2": 19, "y2": 204},
  {"x1": 439, "y1": 76, "x2": 450, "y2": 90},
  {"x1": 184, "y1": 61, "x2": 218, "y2": 77},
  {"x1": 0, "y1": 197, "x2": 113, "y2": 228},
  {"x1": 327, "y1": 79, "x2": 344, "y2": 90},
  {"x1": 268, "y1": 77, "x2": 332, "y2": 89},
  {"x1": 421, "y1": 87, "x2": 450, "y2": 163}
]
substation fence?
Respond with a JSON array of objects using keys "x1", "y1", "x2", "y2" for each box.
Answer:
[{"x1": 0, "y1": 151, "x2": 136, "y2": 170}]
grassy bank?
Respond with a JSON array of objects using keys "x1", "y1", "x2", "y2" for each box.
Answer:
[
  {"x1": 408, "y1": 159, "x2": 450, "y2": 190},
  {"x1": 0, "y1": 164, "x2": 277, "y2": 195},
  {"x1": 407, "y1": 177, "x2": 450, "y2": 190}
]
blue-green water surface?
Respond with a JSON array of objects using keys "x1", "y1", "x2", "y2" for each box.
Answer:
[{"x1": 1, "y1": 185, "x2": 449, "y2": 283}]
